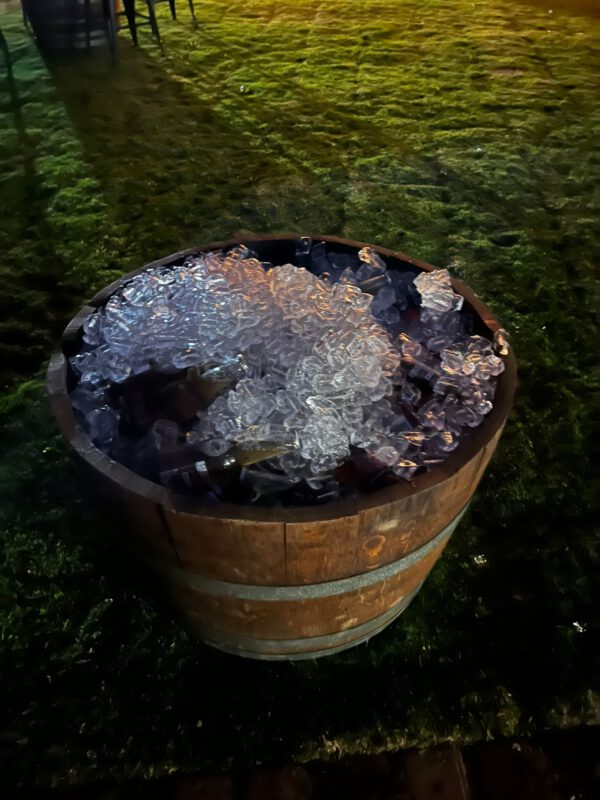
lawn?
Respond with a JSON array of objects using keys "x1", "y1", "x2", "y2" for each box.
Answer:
[{"x1": 0, "y1": 0, "x2": 599, "y2": 787}]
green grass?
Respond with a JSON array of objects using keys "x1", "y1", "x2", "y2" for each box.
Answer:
[{"x1": 0, "y1": 0, "x2": 599, "y2": 787}]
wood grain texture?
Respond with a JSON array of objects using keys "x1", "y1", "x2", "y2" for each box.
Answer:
[
  {"x1": 185, "y1": 592, "x2": 419, "y2": 659},
  {"x1": 166, "y1": 538, "x2": 448, "y2": 640},
  {"x1": 356, "y1": 450, "x2": 486, "y2": 574},
  {"x1": 183, "y1": 592, "x2": 420, "y2": 659},
  {"x1": 162, "y1": 508, "x2": 286, "y2": 584},
  {"x1": 285, "y1": 513, "x2": 362, "y2": 584}
]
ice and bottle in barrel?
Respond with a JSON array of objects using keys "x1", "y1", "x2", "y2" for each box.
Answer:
[{"x1": 69, "y1": 240, "x2": 509, "y2": 505}]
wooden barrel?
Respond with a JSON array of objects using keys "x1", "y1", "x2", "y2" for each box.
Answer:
[
  {"x1": 23, "y1": 0, "x2": 108, "y2": 52},
  {"x1": 46, "y1": 235, "x2": 517, "y2": 660}
]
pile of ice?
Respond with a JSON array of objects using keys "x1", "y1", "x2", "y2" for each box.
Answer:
[{"x1": 69, "y1": 240, "x2": 508, "y2": 502}]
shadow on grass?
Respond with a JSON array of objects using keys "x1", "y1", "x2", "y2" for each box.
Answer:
[
  {"x1": 0, "y1": 25, "x2": 83, "y2": 385},
  {"x1": 42, "y1": 38, "x2": 354, "y2": 260}
]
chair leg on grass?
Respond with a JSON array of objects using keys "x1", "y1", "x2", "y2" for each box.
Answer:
[
  {"x1": 84, "y1": 0, "x2": 92, "y2": 52},
  {"x1": 145, "y1": 1, "x2": 162, "y2": 46},
  {"x1": 122, "y1": 0, "x2": 139, "y2": 45},
  {"x1": 0, "y1": 28, "x2": 12, "y2": 77},
  {"x1": 103, "y1": 0, "x2": 118, "y2": 63}
]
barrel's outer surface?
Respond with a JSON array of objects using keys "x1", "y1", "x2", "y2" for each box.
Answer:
[{"x1": 47, "y1": 235, "x2": 517, "y2": 660}]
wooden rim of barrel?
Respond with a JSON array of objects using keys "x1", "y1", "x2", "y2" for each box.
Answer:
[{"x1": 46, "y1": 234, "x2": 517, "y2": 524}]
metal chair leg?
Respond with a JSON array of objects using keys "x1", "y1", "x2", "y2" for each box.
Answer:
[
  {"x1": 145, "y1": 1, "x2": 161, "y2": 44},
  {"x1": 188, "y1": 0, "x2": 196, "y2": 21},
  {"x1": 84, "y1": 0, "x2": 92, "y2": 52},
  {"x1": 123, "y1": 0, "x2": 139, "y2": 45},
  {"x1": 168, "y1": 0, "x2": 176, "y2": 19},
  {"x1": 103, "y1": 0, "x2": 118, "y2": 63},
  {"x1": 0, "y1": 27, "x2": 13, "y2": 77}
]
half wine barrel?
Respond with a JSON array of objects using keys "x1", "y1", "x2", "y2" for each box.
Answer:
[{"x1": 46, "y1": 235, "x2": 517, "y2": 660}]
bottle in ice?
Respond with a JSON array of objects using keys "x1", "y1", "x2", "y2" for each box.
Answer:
[
  {"x1": 159, "y1": 440, "x2": 299, "y2": 496},
  {"x1": 117, "y1": 356, "x2": 249, "y2": 428}
]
